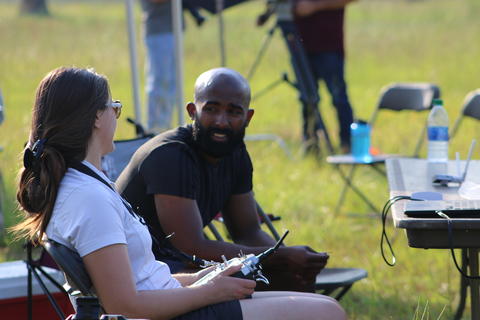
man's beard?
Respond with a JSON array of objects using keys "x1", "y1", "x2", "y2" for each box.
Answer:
[{"x1": 192, "y1": 120, "x2": 246, "y2": 158}]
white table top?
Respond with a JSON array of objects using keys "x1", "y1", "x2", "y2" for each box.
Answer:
[{"x1": 386, "y1": 157, "x2": 480, "y2": 248}]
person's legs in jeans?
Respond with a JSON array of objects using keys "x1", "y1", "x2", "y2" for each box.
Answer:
[
  {"x1": 300, "y1": 88, "x2": 323, "y2": 149},
  {"x1": 295, "y1": 60, "x2": 323, "y2": 154},
  {"x1": 308, "y1": 52, "x2": 354, "y2": 150},
  {"x1": 145, "y1": 32, "x2": 176, "y2": 132}
]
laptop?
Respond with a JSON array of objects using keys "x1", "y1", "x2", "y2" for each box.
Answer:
[
  {"x1": 404, "y1": 199, "x2": 480, "y2": 218},
  {"x1": 432, "y1": 140, "x2": 476, "y2": 186},
  {"x1": 404, "y1": 139, "x2": 479, "y2": 218}
]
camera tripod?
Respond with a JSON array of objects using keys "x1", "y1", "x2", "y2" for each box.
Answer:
[{"x1": 249, "y1": 1, "x2": 334, "y2": 155}]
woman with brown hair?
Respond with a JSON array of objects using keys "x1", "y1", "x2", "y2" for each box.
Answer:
[{"x1": 14, "y1": 66, "x2": 346, "y2": 320}]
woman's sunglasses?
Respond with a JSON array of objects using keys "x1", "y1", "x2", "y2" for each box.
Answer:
[{"x1": 107, "y1": 100, "x2": 122, "y2": 119}]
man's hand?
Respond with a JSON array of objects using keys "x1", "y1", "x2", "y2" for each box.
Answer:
[
  {"x1": 193, "y1": 264, "x2": 256, "y2": 301},
  {"x1": 272, "y1": 246, "x2": 329, "y2": 272},
  {"x1": 259, "y1": 246, "x2": 329, "y2": 292}
]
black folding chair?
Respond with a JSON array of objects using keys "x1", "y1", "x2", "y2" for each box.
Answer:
[
  {"x1": 255, "y1": 204, "x2": 367, "y2": 299},
  {"x1": 24, "y1": 241, "x2": 73, "y2": 320},
  {"x1": 450, "y1": 89, "x2": 480, "y2": 139},
  {"x1": 327, "y1": 82, "x2": 441, "y2": 214},
  {"x1": 102, "y1": 135, "x2": 152, "y2": 182},
  {"x1": 41, "y1": 239, "x2": 102, "y2": 319},
  {"x1": 42, "y1": 240, "x2": 94, "y2": 297},
  {"x1": 207, "y1": 203, "x2": 368, "y2": 300}
]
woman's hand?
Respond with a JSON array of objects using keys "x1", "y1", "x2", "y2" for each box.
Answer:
[
  {"x1": 193, "y1": 265, "x2": 216, "y2": 282},
  {"x1": 193, "y1": 263, "x2": 256, "y2": 301}
]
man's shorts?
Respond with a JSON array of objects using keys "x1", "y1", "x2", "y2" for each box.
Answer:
[{"x1": 173, "y1": 300, "x2": 242, "y2": 320}]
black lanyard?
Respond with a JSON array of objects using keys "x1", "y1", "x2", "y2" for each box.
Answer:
[
  {"x1": 69, "y1": 161, "x2": 205, "y2": 267},
  {"x1": 69, "y1": 161, "x2": 144, "y2": 221}
]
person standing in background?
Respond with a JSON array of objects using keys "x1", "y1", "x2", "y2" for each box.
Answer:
[
  {"x1": 140, "y1": 0, "x2": 176, "y2": 133},
  {"x1": 294, "y1": 0, "x2": 356, "y2": 153}
]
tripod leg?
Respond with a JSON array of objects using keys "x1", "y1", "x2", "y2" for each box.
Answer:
[
  {"x1": 252, "y1": 76, "x2": 287, "y2": 101},
  {"x1": 247, "y1": 25, "x2": 277, "y2": 81},
  {"x1": 277, "y1": 20, "x2": 332, "y2": 155},
  {"x1": 313, "y1": 108, "x2": 334, "y2": 154},
  {"x1": 302, "y1": 102, "x2": 320, "y2": 155},
  {"x1": 302, "y1": 102, "x2": 334, "y2": 155}
]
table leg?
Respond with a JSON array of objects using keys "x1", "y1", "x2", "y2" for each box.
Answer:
[
  {"x1": 454, "y1": 249, "x2": 468, "y2": 320},
  {"x1": 370, "y1": 163, "x2": 386, "y2": 176},
  {"x1": 334, "y1": 165, "x2": 356, "y2": 213},
  {"x1": 333, "y1": 164, "x2": 380, "y2": 214},
  {"x1": 468, "y1": 248, "x2": 480, "y2": 320}
]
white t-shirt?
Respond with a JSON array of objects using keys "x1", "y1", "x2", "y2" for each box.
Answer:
[{"x1": 46, "y1": 160, "x2": 181, "y2": 291}]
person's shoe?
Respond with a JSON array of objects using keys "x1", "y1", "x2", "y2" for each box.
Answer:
[{"x1": 302, "y1": 139, "x2": 322, "y2": 159}]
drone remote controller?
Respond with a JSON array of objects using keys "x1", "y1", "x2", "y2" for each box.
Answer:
[{"x1": 194, "y1": 230, "x2": 289, "y2": 286}]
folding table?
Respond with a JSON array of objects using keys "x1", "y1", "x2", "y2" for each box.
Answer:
[{"x1": 386, "y1": 157, "x2": 480, "y2": 320}]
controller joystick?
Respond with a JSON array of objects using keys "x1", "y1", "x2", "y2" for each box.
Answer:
[{"x1": 194, "y1": 230, "x2": 289, "y2": 286}]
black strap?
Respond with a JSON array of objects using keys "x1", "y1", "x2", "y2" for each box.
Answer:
[
  {"x1": 69, "y1": 161, "x2": 206, "y2": 267},
  {"x1": 69, "y1": 162, "x2": 141, "y2": 221},
  {"x1": 69, "y1": 161, "x2": 115, "y2": 193}
]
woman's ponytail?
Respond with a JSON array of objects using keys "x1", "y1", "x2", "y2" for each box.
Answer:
[{"x1": 11, "y1": 67, "x2": 109, "y2": 243}]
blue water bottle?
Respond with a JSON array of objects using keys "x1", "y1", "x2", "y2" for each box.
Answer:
[{"x1": 351, "y1": 120, "x2": 372, "y2": 162}]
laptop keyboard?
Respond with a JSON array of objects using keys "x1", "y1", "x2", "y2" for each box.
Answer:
[
  {"x1": 404, "y1": 200, "x2": 480, "y2": 218},
  {"x1": 446, "y1": 200, "x2": 480, "y2": 210}
]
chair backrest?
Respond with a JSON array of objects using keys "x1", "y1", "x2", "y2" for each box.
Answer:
[
  {"x1": 102, "y1": 135, "x2": 152, "y2": 182},
  {"x1": 369, "y1": 82, "x2": 441, "y2": 157},
  {"x1": 207, "y1": 201, "x2": 281, "y2": 242},
  {"x1": 451, "y1": 89, "x2": 480, "y2": 138},
  {"x1": 370, "y1": 82, "x2": 440, "y2": 122},
  {"x1": 43, "y1": 239, "x2": 94, "y2": 296}
]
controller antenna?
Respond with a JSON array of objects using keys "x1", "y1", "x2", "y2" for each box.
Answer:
[{"x1": 256, "y1": 230, "x2": 289, "y2": 262}]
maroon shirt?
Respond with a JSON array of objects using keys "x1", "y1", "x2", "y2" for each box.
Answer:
[{"x1": 294, "y1": 7, "x2": 345, "y2": 55}]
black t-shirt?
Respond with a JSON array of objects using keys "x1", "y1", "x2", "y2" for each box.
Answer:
[{"x1": 116, "y1": 125, "x2": 253, "y2": 257}]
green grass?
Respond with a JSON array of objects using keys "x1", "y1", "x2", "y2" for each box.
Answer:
[{"x1": 1, "y1": 0, "x2": 480, "y2": 318}]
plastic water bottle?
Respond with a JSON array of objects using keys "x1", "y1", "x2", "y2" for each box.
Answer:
[
  {"x1": 427, "y1": 99, "x2": 449, "y2": 163},
  {"x1": 351, "y1": 120, "x2": 372, "y2": 162}
]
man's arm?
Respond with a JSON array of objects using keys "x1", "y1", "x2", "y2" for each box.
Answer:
[
  {"x1": 154, "y1": 194, "x2": 273, "y2": 261},
  {"x1": 155, "y1": 191, "x2": 328, "y2": 291},
  {"x1": 294, "y1": 0, "x2": 356, "y2": 17},
  {"x1": 222, "y1": 192, "x2": 277, "y2": 247},
  {"x1": 223, "y1": 192, "x2": 329, "y2": 270}
]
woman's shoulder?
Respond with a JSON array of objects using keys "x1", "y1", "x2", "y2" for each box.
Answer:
[
  {"x1": 55, "y1": 168, "x2": 122, "y2": 215},
  {"x1": 48, "y1": 168, "x2": 128, "y2": 255},
  {"x1": 61, "y1": 168, "x2": 112, "y2": 198}
]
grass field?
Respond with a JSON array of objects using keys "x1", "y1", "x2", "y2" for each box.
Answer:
[{"x1": 1, "y1": 0, "x2": 480, "y2": 318}]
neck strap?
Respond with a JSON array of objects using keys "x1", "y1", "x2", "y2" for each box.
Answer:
[{"x1": 69, "y1": 161, "x2": 206, "y2": 267}]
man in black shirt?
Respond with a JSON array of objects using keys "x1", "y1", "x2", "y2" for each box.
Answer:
[{"x1": 117, "y1": 68, "x2": 329, "y2": 292}]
